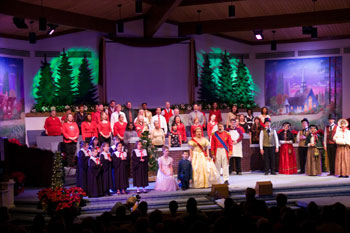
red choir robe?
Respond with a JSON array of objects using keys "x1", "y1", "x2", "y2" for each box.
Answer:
[
  {"x1": 211, "y1": 130, "x2": 233, "y2": 161},
  {"x1": 177, "y1": 122, "x2": 187, "y2": 142},
  {"x1": 113, "y1": 121, "x2": 127, "y2": 138},
  {"x1": 62, "y1": 122, "x2": 79, "y2": 143},
  {"x1": 98, "y1": 121, "x2": 112, "y2": 137},
  {"x1": 81, "y1": 121, "x2": 98, "y2": 140},
  {"x1": 44, "y1": 116, "x2": 62, "y2": 136}
]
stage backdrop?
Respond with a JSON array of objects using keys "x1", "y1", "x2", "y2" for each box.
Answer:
[
  {"x1": 105, "y1": 42, "x2": 190, "y2": 108},
  {"x1": 265, "y1": 56, "x2": 342, "y2": 130},
  {"x1": 0, "y1": 56, "x2": 25, "y2": 143}
]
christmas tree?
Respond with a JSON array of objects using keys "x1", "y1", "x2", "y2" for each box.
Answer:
[
  {"x1": 139, "y1": 130, "x2": 158, "y2": 172},
  {"x1": 234, "y1": 60, "x2": 257, "y2": 108},
  {"x1": 75, "y1": 55, "x2": 98, "y2": 104},
  {"x1": 197, "y1": 53, "x2": 218, "y2": 103},
  {"x1": 35, "y1": 56, "x2": 56, "y2": 106},
  {"x1": 2, "y1": 71, "x2": 9, "y2": 95},
  {"x1": 55, "y1": 50, "x2": 76, "y2": 105},
  {"x1": 217, "y1": 51, "x2": 235, "y2": 104},
  {"x1": 51, "y1": 152, "x2": 65, "y2": 189}
]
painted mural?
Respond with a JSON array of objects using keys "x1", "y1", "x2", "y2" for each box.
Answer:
[
  {"x1": 0, "y1": 56, "x2": 25, "y2": 143},
  {"x1": 265, "y1": 56, "x2": 342, "y2": 130}
]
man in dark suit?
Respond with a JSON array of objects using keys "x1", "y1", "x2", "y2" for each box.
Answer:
[
  {"x1": 123, "y1": 101, "x2": 137, "y2": 124},
  {"x1": 178, "y1": 152, "x2": 192, "y2": 190}
]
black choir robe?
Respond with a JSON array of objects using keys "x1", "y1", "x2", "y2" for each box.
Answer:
[
  {"x1": 100, "y1": 152, "x2": 113, "y2": 194},
  {"x1": 132, "y1": 149, "x2": 149, "y2": 187},
  {"x1": 87, "y1": 157, "x2": 103, "y2": 197},
  {"x1": 112, "y1": 151, "x2": 129, "y2": 190},
  {"x1": 76, "y1": 149, "x2": 89, "y2": 192}
]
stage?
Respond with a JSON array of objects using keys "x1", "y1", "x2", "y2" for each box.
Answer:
[{"x1": 10, "y1": 172, "x2": 350, "y2": 222}]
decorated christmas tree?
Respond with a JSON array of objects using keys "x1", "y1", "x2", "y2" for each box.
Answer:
[
  {"x1": 51, "y1": 152, "x2": 65, "y2": 189},
  {"x1": 233, "y1": 60, "x2": 257, "y2": 108},
  {"x1": 55, "y1": 50, "x2": 76, "y2": 105},
  {"x1": 139, "y1": 130, "x2": 158, "y2": 172},
  {"x1": 2, "y1": 71, "x2": 9, "y2": 95},
  {"x1": 35, "y1": 56, "x2": 56, "y2": 106},
  {"x1": 197, "y1": 53, "x2": 218, "y2": 103},
  {"x1": 217, "y1": 51, "x2": 235, "y2": 104},
  {"x1": 75, "y1": 55, "x2": 98, "y2": 104}
]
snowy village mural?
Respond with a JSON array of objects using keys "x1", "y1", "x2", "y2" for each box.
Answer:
[
  {"x1": 265, "y1": 56, "x2": 342, "y2": 129},
  {"x1": 0, "y1": 56, "x2": 25, "y2": 143}
]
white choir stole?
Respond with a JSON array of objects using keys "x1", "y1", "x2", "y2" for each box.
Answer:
[
  {"x1": 81, "y1": 148, "x2": 90, "y2": 157},
  {"x1": 134, "y1": 149, "x2": 147, "y2": 157},
  {"x1": 101, "y1": 151, "x2": 112, "y2": 161},
  {"x1": 114, "y1": 151, "x2": 127, "y2": 160},
  {"x1": 90, "y1": 156, "x2": 100, "y2": 165}
]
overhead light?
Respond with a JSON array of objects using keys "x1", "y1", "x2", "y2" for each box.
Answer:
[
  {"x1": 253, "y1": 30, "x2": 264, "y2": 40},
  {"x1": 228, "y1": 5, "x2": 235, "y2": 17},
  {"x1": 13, "y1": 17, "x2": 28, "y2": 29},
  {"x1": 47, "y1": 24, "x2": 58, "y2": 35},
  {"x1": 118, "y1": 4, "x2": 124, "y2": 33},
  {"x1": 311, "y1": 27, "x2": 318, "y2": 39},
  {"x1": 136, "y1": 0, "x2": 142, "y2": 14},
  {"x1": 39, "y1": 17, "x2": 47, "y2": 31},
  {"x1": 271, "y1": 30, "x2": 276, "y2": 51}
]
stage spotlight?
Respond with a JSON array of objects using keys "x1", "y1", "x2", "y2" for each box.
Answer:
[
  {"x1": 253, "y1": 30, "x2": 264, "y2": 40},
  {"x1": 13, "y1": 17, "x2": 28, "y2": 29},
  {"x1": 302, "y1": 26, "x2": 313, "y2": 35},
  {"x1": 118, "y1": 22, "x2": 124, "y2": 33},
  {"x1": 29, "y1": 32, "x2": 36, "y2": 44},
  {"x1": 39, "y1": 17, "x2": 47, "y2": 31},
  {"x1": 311, "y1": 27, "x2": 317, "y2": 39},
  {"x1": 228, "y1": 5, "x2": 235, "y2": 17},
  {"x1": 47, "y1": 24, "x2": 58, "y2": 35},
  {"x1": 136, "y1": 0, "x2": 142, "y2": 14}
]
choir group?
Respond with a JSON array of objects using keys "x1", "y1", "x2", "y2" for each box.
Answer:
[{"x1": 43, "y1": 100, "x2": 350, "y2": 197}]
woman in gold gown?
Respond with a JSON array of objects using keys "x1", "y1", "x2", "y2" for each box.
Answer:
[{"x1": 188, "y1": 127, "x2": 220, "y2": 188}]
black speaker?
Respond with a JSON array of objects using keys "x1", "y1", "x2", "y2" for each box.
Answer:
[
  {"x1": 118, "y1": 22, "x2": 124, "y2": 33},
  {"x1": 29, "y1": 32, "x2": 36, "y2": 44},
  {"x1": 228, "y1": 5, "x2": 235, "y2": 17},
  {"x1": 311, "y1": 27, "x2": 318, "y2": 39},
  {"x1": 271, "y1": 41, "x2": 277, "y2": 51},
  {"x1": 39, "y1": 17, "x2": 47, "y2": 31},
  {"x1": 196, "y1": 23, "x2": 202, "y2": 35},
  {"x1": 136, "y1": 0, "x2": 142, "y2": 13}
]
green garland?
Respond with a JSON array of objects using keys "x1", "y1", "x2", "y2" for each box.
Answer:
[{"x1": 139, "y1": 130, "x2": 159, "y2": 172}]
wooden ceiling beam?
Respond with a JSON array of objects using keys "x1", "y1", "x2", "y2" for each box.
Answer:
[
  {"x1": 144, "y1": 0, "x2": 183, "y2": 38},
  {"x1": 179, "y1": 8, "x2": 350, "y2": 35},
  {"x1": 144, "y1": 0, "x2": 244, "y2": 7},
  {"x1": 0, "y1": 0, "x2": 116, "y2": 34}
]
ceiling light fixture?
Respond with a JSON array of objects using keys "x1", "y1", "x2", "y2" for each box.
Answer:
[
  {"x1": 271, "y1": 30, "x2": 277, "y2": 51},
  {"x1": 47, "y1": 24, "x2": 58, "y2": 35},
  {"x1": 253, "y1": 30, "x2": 264, "y2": 40}
]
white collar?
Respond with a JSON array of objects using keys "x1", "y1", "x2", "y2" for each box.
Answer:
[
  {"x1": 134, "y1": 149, "x2": 147, "y2": 157},
  {"x1": 101, "y1": 151, "x2": 111, "y2": 160},
  {"x1": 90, "y1": 156, "x2": 100, "y2": 165},
  {"x1": 81, "y1": 148, "x2": 90, "y2": 157},
  {"x1": 114, "y1": 151, "x2": 126, "y2": 158}
]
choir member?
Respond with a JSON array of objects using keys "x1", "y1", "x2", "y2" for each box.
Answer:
[
  {"x1": 62, "y1": 113, "x2": 79, "y2": 167},
  {"x1": 61, "y1": 107, "x2": 71, "y2": 123},
  {"x1": 123, "y1": 101, "x2": 137, "y2": 124},
  {"x1": 134, "y1": 115, "x2": 146, "y2": 137},
  {"x1": 334, "y1": 119, "x2": 350, "y2": 178},
  {"x1": 226, "y1": 105, "x2": 238, "y2": 128},
  {"x1": 98, "y1": 112, "x2": 112, "y2": 145},
  {"x1": 324, "y1": 114, "x2": 337, "y2": 176},
  {"x1": 177, "y1": 152, "x2": 192, "y2": 190},
  {"x1": 76, "y1": 141, "x2": 90, "y2": 192},
  {"x1": 110, "y1": 137, "x2": 119, "y2": 154},
  {"x1": 238, "y1": 114, "x2": 248, "y2": 133},
  {"x1": 250, "y1": 117, "x2": 262, "y2": 144},
  {"x1": 168, "y1": 108, "x2": 182, "y2": 130},
  {"x1": 100, "y1": 142, "x2": 113, "y2": 196},
  {"x1": 174, "y1": 116, "x2": 187, "y2": 143},
  {"x1": 209, "y1": 102, "x2": 222, "y2": 123},
  {"x1": 188, "y1": 104, "x2": 205, "y2": 126},
  {"x1": 112, "y1": 143, "x2": 129, "y2": 194},
  {"x1": 277, "y1": 122, "x2": 297, "y2": 174},
  {"x1": 110, "y1": 104, "x2": 127, "y2": 134},
  {"x1": 141, "y1": 102, "x2": 153, "y2": 124},
  {"x1": 81, "y1": 114, "x2": 98, "y2": 143},
  {"x1": 44, "y1": 110, "x2": 62, "y2": 136},
  {"x1": 107, "y1": 100, "x2": 117, "y2": 119},
  {"x1": 89, "y1": 136, "x2": 100, "y2": 151},
  {"x1": 190, "y1": 118, "x2": 204, "y2": 138},
  {"x1": 305, "y1": 125, "x2": 323, "y2": 176},
  {"x1": 297, "y1": 118, "x2": 310, "y2": 174},
  {"x1": 259, "y1": 118, "x2": 279, "y2": 175},
  {"x1": 207, "y1": 114, "x2": 218, "y2": 141},
  {"x1": 198, "y1": 104, "x2": 207, "y2": 129},
  {"x1": 258, "y1": 107, "x2": 271, "y2": 126},
  {"x1": 161, "y1": 101, "x2": 174, "y2": 125},
  {"x1": 228, "y1": 119, "x2": 244, "y2": 175},
  {"x1": 88, "y1": 147, "x2": 103, "y2": 197},
  {"x1": 134, "y1": 109, "x2": 150, "y2": 128},
  {"x1": 151, "y1": 108, "x2": 168, "y2": 134},
  {"x1": 113, "y1": 114, "x2": 127, "y2": 144},
  {"x1": 132, "y1": 141, "x2": 149, "y2": 193},
  {"x1": 151, "y1": 120, "x2": 165, "y2": 148},
  {"x1": 93, "y1": 104, "x2": 105, "y2": 123},
  {"x1": 74, "y1": 105, "x2": 87, "y2": 133},
  {"x1": 155, "y1": 146, "x2": 178, "y2": 191},
  {"x1": 246, "y1": 108, "x2": 254, "y2": 129},
  {"x1": 124, "y1": 123, "x2": 138, "y2": 144},
  {"x1": 168, "y1": 123, "x2": 182, "y2": 147}
]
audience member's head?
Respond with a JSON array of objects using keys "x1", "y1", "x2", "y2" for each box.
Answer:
[
  {"x1": 276, "y1": 193, "x2": 288, "y2": 208},
  {"x1": 186, "y1": 198, "x2": 198, "y2": 215},
  {"x1": 245, "y1": 188, "x2": 256, "y2": 201},
  {"x1": 138, "y1": 201, "x2": 148, "y2": 216},
  {"x1": 169, "y1": 200, "x2": 178, "y2": 216},
  {"x1": 0, "y1": 207, "x2": 9, "y2": 223}
]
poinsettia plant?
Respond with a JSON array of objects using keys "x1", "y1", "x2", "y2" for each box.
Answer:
[{"x1": 37, "y1": 187, "x2": 86, "y2": 214}]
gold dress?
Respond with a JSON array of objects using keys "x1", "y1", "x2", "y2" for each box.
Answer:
[{"x1": 189, "y1": 137, "x2": 220, "y2": 188}]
